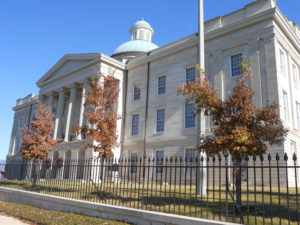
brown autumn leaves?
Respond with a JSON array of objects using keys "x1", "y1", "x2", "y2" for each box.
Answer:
[
  {"x1": 178, "y1": 65, "x2": 287, "y2": 157},
  {"x1": 71, "y1": 75, "x2": 120, "y2": 158},
  {"x1": 22, "y1": 73, "x2": 120, "y2": 160},
  {"x1": 21, "y1": 104, "x2": 60, "y2": 160},
  {"x1": 22, "y1": 64, "x2": 287, "y2": 161}
]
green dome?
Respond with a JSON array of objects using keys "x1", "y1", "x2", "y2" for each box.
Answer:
[{"x1": 113, "y1": 40, "x2": 158, "y2": 55}]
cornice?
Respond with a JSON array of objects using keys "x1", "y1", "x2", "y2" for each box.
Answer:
[
  {"x1": 273, "y1": 8, "x2": 300, "y2": 53},
  {"x1": 13, "y1": 98, "x2": 39, "y2": 111}
]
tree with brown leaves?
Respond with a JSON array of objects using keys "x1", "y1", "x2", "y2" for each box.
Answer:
[
  {"x1": 21, "y1": 104, "x2": 60, "y2": 186},
  {"x1": 72, "y1": 73, "x2": 120, "y2": 159},
  {"x1": 178, "y1": 63, "x2": 288, "y2": 209}
]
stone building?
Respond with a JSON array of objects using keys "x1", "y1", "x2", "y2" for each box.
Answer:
[{"x1": 7, "y1": 0, "x2": 300, "y2": 184}]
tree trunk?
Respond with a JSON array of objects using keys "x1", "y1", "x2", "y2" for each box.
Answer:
[
  {"x1": 100, "y1": 159, "x2": 106, "y2": 193},
  {"x1": 32, "y1": 159, "x2": 37, "y2": 187},
  {"x1": 234, "y1": 155, "x2": 242, "y2": 210}
]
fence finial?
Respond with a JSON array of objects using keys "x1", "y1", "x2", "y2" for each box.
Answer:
[
  {"x1": 253, "y1": 155, "x2": 257, "y2": 161},
  {"x1": 268, "y1": 153, "x2": 272, "y2": 161},
  {"x1": 293, "y1": 152, "x2": 297, "y2": 161},
  {"x1": 260, "y1": 155, "x2": 264, "y2": 161},
  {"x1": 284, "y1": 153, "x2": 288, "y2": 161}
]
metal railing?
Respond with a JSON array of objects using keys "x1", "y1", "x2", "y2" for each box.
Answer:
[{"x1": 1, "y1": 152, "x2": 299, "y2": 225}]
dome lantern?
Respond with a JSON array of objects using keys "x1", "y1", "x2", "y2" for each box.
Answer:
[
  {"x1": 112, "y1": 19, "x2": 158, "y2": 61},
  {"x1": 129, "y1": 19, "x2": 154, "y2": 42}
]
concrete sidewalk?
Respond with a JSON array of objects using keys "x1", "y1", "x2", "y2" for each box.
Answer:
[{"x1": 0, "y1": 215, "x2": 29, "y2": 225}]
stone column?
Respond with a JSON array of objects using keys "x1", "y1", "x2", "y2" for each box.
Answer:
[
  {"x1": 47, "y1": 92, "x2": 54, "y2": 111},
  {"x1": 39, "y1": 95, "x2": 47, "y2": 105},
  {"x1": 64, "y1": 84, "x2": 77, "y2": 142},
  {"x1": 53, "y1": 88, "x2": 65, "y2": 140},
  {"x1": 77, "y1": 79, "x2": 89, "y2": 140}
]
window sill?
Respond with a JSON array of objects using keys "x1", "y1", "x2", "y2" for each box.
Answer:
[
  {"x1": 130, "y1": 135, "x2": 139, "y2": 138},
  {"x1": 153, "y1": 132, "x2": 164, "y2": 136},
  {"x1": 183, "y1": 127, "x2": 196, "y2": 130}
]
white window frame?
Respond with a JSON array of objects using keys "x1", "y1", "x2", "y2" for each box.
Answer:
[
  {"x1": 185, "y1": 66, "x2": 196, "y2": 83},
  {"x1": 292, "y1": 64, "x2": 299, "y2": 90},
  {"x1": 283, "y1": 90, "x2": 289, "y2": 122},
  {"x1": 296, "y1": 101, "x2": 300, "y2": 129},
  {"x1": 17, "y1": 118, "x2": 23, "y2": 129},
  {"x1": 131, "y1": 114, "x2": 139, "y2": 136},
  {"x1": 280, "y1": 50, "x2": 287, "y2": 77},
  {"x1": 15, "y1": 138, "x2": 21, "y2": 153},
  {"x1": 156, "y1": 109, "x2": 165, "y2": 133},
  {"x1": 230, "y1": 53, "x2": 243, "y2": 77},
  {"x1": 184, "y1": 103, "x2": 196, "y2": 129},
  {"x1": 133, "y1": 85, "x2": 141, "y2": 101},
  {"x1": 157, "y1": 75, "x2": 166, "y2": 95}
]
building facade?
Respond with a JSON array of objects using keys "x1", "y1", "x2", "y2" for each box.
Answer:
[{"x1": 7, "y1": 0, "x2": 300, "y2": 184}]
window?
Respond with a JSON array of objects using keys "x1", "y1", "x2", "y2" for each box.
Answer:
[
  {"x1": 130, "y1": 153, "x2": 138, "y2": 174},
  {"x1": 17, "y1": 118, "x2": 23, "y2": 129},
  {"x1": 158, "y1": 76, "x2": 166, "y2": 95},
  {"x1": 296, "y1": 102, "x2": 300, "y2": 129},
  {"x1": 185, "y1": 148, "x2": 196, "y2": 174},
  {"x1": 131, "y1": 114, "x2": 139, "y2": 136},
  {"x1": 133, "y1": 85, "x2": 141, "y2": 101},
  {"x1": 283, "y1": 91, "x2": 289, "y2": 122},
  {"x1": 231, "y1": 53, "x2": 243, "y2": 76},
  {"x1": 133, "y1": 31, "x2": 137, "y2": 40},
  {"x1": 156, "y1": 109, "x2": 165, "y2": 133},
  {"x1": 280, "y1": 50, "x2": 286, "y2": 77},
  {"x1": 185, "y1": 103, "x2": 195, "y2": 128},
  {"x1": 146, "y1": 32, "x2": 150, "y2": 41},
  {"x1": 15, "y1": 138, "x2": 21, "y2": 153},
  {"x1": 139, "y1": 30, "x2": 145, "y2": 40},
  {"x1": 293, "y1": 65, "x2": 299, "y2": 89},
  {"x1": 155, "y1": 151, "x2": 164, "y2": 174},
  {"x1": 186, "y1": 67, "x2": 196, "y2": 83}
]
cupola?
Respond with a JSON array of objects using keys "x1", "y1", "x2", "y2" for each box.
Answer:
[{"x1": 112, "y1": 19, "x2": 159, "y2": 61}]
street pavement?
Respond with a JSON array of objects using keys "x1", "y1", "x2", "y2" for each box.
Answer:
[{"x1": 0, "y1": 215, "x2": 29, "y2": 225}]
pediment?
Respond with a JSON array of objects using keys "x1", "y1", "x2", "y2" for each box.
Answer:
[{"x1": 37, "y1": 54, "x2": 100, "y2": 87}]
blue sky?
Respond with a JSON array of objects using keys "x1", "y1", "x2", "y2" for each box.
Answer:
[{"x1": 0, "y1": 0, "x2": 299, "y2": 160}]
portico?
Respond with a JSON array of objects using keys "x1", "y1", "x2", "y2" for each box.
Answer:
[
  {"x1": 36, "y1": 53, "x2": 125, "y2": 162},
  {"x1": 43, "y1": 82, "x2": 87, "y2": 142}
]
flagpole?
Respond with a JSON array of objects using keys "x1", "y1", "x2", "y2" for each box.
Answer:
[
  {"x1": 197, "y1": 0, "x2": 207, "y2": 196},
  {"x1": 198, "y1": 0, "x2": 205, "y2": 71}
]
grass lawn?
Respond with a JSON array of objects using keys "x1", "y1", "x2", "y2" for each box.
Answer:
[
  {"x1": 0, "y1": 180, "x2": 299, "y2": 225},
  {"x1": 0, "y1": 201, "x2": 129, "y2": 225}
]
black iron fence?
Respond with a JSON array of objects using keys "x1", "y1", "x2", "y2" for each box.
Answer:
[{"x1": 1, "y1": 152, "x2": 299, "y2": 225}]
